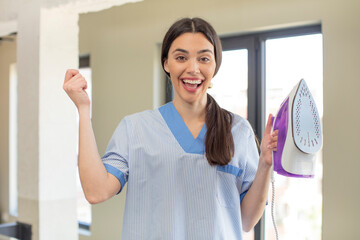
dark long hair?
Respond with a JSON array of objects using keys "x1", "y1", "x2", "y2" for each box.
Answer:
[{"x1": 161, "y1": 17, "x2": 234, "y2": 166}]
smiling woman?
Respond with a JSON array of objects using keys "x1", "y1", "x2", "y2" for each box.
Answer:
[{"x1": 63, "y1": 17, "x2": 278, "y2": 240}]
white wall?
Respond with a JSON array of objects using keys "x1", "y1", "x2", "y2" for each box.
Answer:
[
  {"x1": 78, "y1": 0, "x2": 360, "y2": 239},
  {"x1": 0, "y1": 38, "x2": 17, "y2": 224}
]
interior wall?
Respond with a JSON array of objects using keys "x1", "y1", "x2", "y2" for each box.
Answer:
[
  {"x1": 75, "y1": 0, "x2": 360, "y2": 239},
  {"x1": 0, "y1": 38, "x2": 16, "y2": 224}
]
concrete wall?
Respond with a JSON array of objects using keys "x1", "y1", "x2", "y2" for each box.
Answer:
[
  {"x1": 78, "y1": 0, "x2": 360, "y2": 239},
  {"x1": 0, "y1": 38, "x2": 16, "y2": 224}
]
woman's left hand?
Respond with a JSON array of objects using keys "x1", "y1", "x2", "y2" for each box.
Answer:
[{"x1": 259, "y1": 114, "x2": 278, "y2": 166}]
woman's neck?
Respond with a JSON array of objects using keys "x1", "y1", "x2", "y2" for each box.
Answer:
[{"x1": 172, "y1": 95, "x2": 207, "y2": 123}]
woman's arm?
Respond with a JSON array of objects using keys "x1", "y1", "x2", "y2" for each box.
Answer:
[
  {"x1": 63, "y1": 69, "x2": 121, "y2": 204},
  {"x1": 240, "y1": 114, "x2": 278, "y2": 232}
]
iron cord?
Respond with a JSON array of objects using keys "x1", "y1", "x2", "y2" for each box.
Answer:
[{"x1": 271, "y1": 173, "x2": 279, "y2": 240}]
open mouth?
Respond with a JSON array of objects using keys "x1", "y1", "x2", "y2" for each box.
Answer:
[{"x1": 181, "y1": 79, "x2": 204, "y2": 90}]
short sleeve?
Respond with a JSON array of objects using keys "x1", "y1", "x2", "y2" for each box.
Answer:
[
  {"x1": 101, "y1": 118, "x2": 129, "y2": 194},
  {"x1": 240, "y1": 131, "x2": 259, "y2": 202}
]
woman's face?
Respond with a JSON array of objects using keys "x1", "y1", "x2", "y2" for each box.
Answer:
[{"x1": 164, "y1": 32, "x2": 216, "y2": 106}]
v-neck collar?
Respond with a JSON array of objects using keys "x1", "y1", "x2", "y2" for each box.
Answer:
[{"x1": 159, "y1": 102, "x2": 206, "y2": 154}]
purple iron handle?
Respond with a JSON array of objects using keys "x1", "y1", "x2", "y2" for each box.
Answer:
[{"x1": 272, "y1": 98, "x2": 312, "y2": 178}]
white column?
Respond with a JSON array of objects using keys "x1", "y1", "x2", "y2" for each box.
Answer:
[{"x1": 17, "y1": 2, "x2": 79, "y2": 240}]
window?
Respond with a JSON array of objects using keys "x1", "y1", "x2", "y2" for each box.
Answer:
[
  {"x1": 264, "y1": 33, "x2": 323, "y2": 240},
  {"x1": 217, "y1": 25, "x2": 323, "y2": 240}
]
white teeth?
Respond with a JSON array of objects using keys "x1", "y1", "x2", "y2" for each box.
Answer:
[{"x1": 183, "y1": 79, "x2": 202, "y2": 84}]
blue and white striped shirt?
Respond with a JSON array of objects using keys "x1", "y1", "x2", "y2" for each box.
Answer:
[{"x1": 102, "y1": 102, "x2": 259, "y2": 240}]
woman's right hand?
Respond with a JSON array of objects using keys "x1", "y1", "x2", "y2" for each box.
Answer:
[{"x1": 63, "y1": 69, "x2": 90, "y2": 110}]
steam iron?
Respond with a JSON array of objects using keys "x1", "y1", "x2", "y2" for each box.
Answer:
[{"x1": 272, "y1": 79, "x2": 322, "y2": 178}]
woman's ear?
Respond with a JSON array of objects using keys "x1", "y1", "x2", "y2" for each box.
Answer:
[{"x1": 164, "y1": 59, "x2": 169, "y2": 73}]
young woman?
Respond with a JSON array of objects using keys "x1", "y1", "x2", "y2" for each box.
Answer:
[{"x1": 63, "y1": 17, "x2": 278, "y2": 240}]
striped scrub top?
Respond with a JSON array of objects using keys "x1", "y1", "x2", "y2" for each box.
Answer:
[{"x1": 102, "y1": 102, "x2": 259, "y2": 240}]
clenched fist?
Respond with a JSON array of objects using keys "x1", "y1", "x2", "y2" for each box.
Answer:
[{"x1": 63, "y1": 69, "x2": 90, "y2": 110}]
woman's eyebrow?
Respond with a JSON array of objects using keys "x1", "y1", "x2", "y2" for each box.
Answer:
[
  {"x1": 197, "y1": 49, "x2": 214, "y2": 54},
  {"x1": 172, "y1": 48, "x2": 188, "y2": 54},
  {"x1": 172, "y1": 48, "x2": 214, "y2": 54}
]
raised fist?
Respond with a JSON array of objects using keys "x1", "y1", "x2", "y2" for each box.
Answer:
[{"x1": 63, "y1": 69, "x2": 90, "y2": 109}]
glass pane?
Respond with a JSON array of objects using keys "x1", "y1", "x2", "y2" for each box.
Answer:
[
  {"x1": 9, "y1": 63, "x2": 18, "y2": 217},
  {"x1": 265, "y1": 34, "x2": 323, "y2": 240},
  {"x1": 208, "y1": 49, "x2": 248, "y2": 119}
]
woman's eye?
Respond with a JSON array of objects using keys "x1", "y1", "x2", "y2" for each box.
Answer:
[
  {"x1": 200, "y1": 57, "x2": 210, "y2": 62},
  {"x1": 176, "y1": 56, "x2": 186, "y2": 61}
]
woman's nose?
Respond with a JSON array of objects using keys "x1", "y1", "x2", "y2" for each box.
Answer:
[{"x1": 187, "y1": 59, "x2": 200, "y2": 74}]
